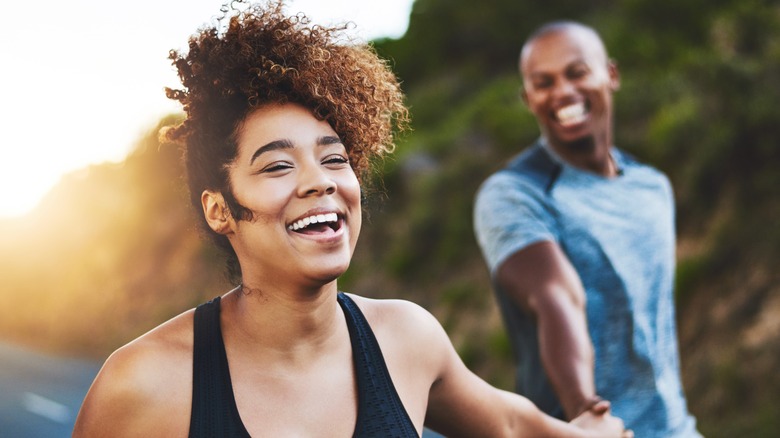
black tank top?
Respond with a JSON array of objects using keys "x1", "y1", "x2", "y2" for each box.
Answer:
[{"x1": 188, "y1": 293, "x2": 419, "y2": 437}]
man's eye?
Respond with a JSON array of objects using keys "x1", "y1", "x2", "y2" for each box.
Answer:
[{"x1": 533, "y1": 80, "x2": 552, "y2": 89}]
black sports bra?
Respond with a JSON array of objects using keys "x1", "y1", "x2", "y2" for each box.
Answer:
[{"x1": 188, "y1": 293, "x2": 419, "y2": 437}]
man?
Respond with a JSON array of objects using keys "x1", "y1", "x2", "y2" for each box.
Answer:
[{"x1": 473, "y1": 21, "x2": 701, "y2": 437}]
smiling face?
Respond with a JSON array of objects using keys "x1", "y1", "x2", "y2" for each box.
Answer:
[
  {"x1": 204, "y1": 103, "x2": 362, "y2": 290},
  {"x1": 520, "y1": 26, "x2": 620, "y2": 156}
]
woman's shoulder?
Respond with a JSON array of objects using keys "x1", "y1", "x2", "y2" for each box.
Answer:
[
  {"x1": 344, "y1": 294, "x2": 450, "y2": 360},
  {"x1": 104, "y1": 308, "x2": 195, "y2": 398},
  {"x1": 112, "y1": 307, "x2": 195, "y2": 376},
  {"x1": 346, "y1": 294, "x2": 437, "y2": 329},
  {"x1": 343, "y1": 294, "x2": 457, "y2": 419},
  {"x1": 73, "y1": 308, "x2": 196, "y2": 437}
]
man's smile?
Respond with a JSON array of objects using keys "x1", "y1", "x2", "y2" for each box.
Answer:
[{"x1": 554, "y1": 102, "x2": 589, "y2": 127}]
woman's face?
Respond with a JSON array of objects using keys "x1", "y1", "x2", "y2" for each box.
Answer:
[{"x1": 222, "y1": 102, "x2": 362, "y2": 288}]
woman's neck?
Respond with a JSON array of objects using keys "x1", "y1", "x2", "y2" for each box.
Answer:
[{"x1": 220, "y1": 280, "x2": 344, "y2": 357}]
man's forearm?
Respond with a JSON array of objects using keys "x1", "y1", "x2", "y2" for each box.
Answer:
[
  {"x1": 495, "y1": 242, "x2": 601, "y2": 420},
  {"x1": 535, "y1": 292, "x2": 597, "y2": 420}
]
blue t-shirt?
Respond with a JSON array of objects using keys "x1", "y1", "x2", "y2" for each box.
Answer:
[{"x1": 474, "y1": 139, "x2": 700, "y2": 438}]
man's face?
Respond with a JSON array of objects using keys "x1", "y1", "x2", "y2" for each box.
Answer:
[{"x1": 520, "y1": 28, "x2": 620, "y2": 153}]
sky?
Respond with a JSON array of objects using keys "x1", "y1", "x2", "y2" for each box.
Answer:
[{"x1": 0, "y1": 0, "x2": 415, "y2": 218}]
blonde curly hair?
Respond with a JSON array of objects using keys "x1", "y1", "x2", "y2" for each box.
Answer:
[{"x1": 160, "y1": 0, "x2": 409, "y2": 280}]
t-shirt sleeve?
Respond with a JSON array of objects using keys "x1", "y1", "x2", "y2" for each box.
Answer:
[{"x1": 474, "y1": 172, "x2": 558, "y2": 276}]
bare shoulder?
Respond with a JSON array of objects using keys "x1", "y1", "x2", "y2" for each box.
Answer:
[
  {"x1": 346, "y1": 295, "x2": 443, "y2": 338},
  {"x1": 107, "y1": 308, "x2": 195, "y2": 393},
  {"x1": 73, "y1": 309, "x2": 196, "y2": 437},
  {"x1": 344, "y1": 295, "x2": 454, "y2": 423},
  {"x1": 345, "y1": 294, "x2": 451, "y2": 370}
]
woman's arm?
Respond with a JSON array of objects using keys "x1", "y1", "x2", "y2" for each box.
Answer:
[{"x1": 415, "y1": 302, "x2": 627, "y2": 438}]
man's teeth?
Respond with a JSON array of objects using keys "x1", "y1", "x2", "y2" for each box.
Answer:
[
  {"x1": 556, "y1": 103, "x2": 587, "y2": 125},
  {"x1": 288, "y1": 212, "x2": 339, "y2": 231}
]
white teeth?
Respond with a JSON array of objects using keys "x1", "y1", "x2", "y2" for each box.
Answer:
[
  {"x1": 556, "y1": 103, "x2": 587, "y2": 126},
  {"x1": 288, "y1": 212, "x2": 339, "y2": 231}
]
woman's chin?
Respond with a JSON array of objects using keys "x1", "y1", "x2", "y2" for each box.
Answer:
[{"x1": 308, "y1": 264, "x2": 351, "y2": 287}]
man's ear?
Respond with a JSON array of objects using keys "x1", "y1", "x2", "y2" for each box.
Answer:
[
  {"x1": 608, "y1": 59, "x2": 621, "y2": 91},
  {"x1": 520, "y1": 86, "x2": 529, "y2": 107},
  {"x1": 201, "y1": 190, "x2": 233, "y2": 235}
]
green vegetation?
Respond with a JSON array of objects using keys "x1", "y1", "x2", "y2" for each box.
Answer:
[
  {"x1": 0, "y1": 0, "x2": 778, "y2": 436},
  {"x1": 368, "y1": 1, "x2": 780, "y2": 435}
]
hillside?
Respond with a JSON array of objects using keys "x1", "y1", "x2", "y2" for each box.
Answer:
[
  {"x1": 368, "y1": 1, "x2": 780, "y2": 436},
  {"x1": 0, "y1": 0, "x2": 778, "y2": 436},
  {"x1": 0, "y1": 119, "x2": 233, "y2": 354}
]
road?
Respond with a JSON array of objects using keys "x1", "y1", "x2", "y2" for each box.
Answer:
[
  {"x1": 0, "y1": 341, "x2": 446, "y2": 438},
  {"x1": 0, "y1": 341, "x2": 101, "y2": 438}
]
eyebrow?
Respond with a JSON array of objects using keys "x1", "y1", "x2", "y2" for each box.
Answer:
[
  {"x1": 528, "y1": 58, "x2": 588, "y2": 75},
  {"x1": 320, "y1": 135, "x2": 342, "y2": 146},
  {"x1": 249, "y1": 136, "x2": 343, "y2": 165}
]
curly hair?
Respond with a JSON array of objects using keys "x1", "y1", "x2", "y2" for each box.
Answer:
[{"x1": 160, "y1": 0, "x2": 409, "y2": 281}]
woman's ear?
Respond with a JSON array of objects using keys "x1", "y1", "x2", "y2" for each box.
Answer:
[{"x1": 201, "y1": 190, "x2": 233, "y2": 235}]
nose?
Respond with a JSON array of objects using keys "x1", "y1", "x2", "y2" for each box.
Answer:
[
  {"x1": 297, "y1": 162, "x2": 336, "y2": 197},
  {"x1": 551, "y1": 78, "x2": 577, "y2": 100}
]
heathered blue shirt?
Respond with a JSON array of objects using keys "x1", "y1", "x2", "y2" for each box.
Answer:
[{"x1": 474, "y1": 139, "x2": 700, "y2": 438}]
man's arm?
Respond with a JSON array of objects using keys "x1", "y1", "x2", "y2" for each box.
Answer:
[{"x1": 495, "y1": 240, "x2": 600, "y2": 420}]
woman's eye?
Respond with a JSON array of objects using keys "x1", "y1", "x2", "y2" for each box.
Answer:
[
  {"x1": 261, "y1": 162, "x2": 293, "y2": 173},
  {"x1": 323, "y1": 155, "x2": 349, "y2": 166}
]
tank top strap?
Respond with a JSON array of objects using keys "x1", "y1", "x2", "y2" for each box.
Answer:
[
  {"x1": 337, "y1": 293, "x2": 418, "y2": 438},
  {"x1": 189, "y1": 296, "x2": 251, "y2": 438}
]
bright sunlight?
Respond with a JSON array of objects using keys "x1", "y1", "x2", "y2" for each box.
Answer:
[{"x1": 0, "y1": 0, "x2": 414, "y2": 218}]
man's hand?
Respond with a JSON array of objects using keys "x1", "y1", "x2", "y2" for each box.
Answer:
[{"x1": 570, "y1": 399, "x2": 634, "y2": 438}]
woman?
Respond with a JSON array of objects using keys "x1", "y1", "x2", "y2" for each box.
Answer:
[{"x1": 73, "y1": 1, "x2": 631, "y2": 437}]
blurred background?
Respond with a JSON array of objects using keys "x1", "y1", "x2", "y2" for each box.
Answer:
[{"x1": 1, "y1": 0, "x2": 778, "y2": 436}]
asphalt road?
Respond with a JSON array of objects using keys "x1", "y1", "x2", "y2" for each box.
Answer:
[
  {"x1": 0, "y1": 341, "x2": 101, "y2": 438},
  {"x1": 0, "y1": 341, "x2": 446, "y2": 438}
]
